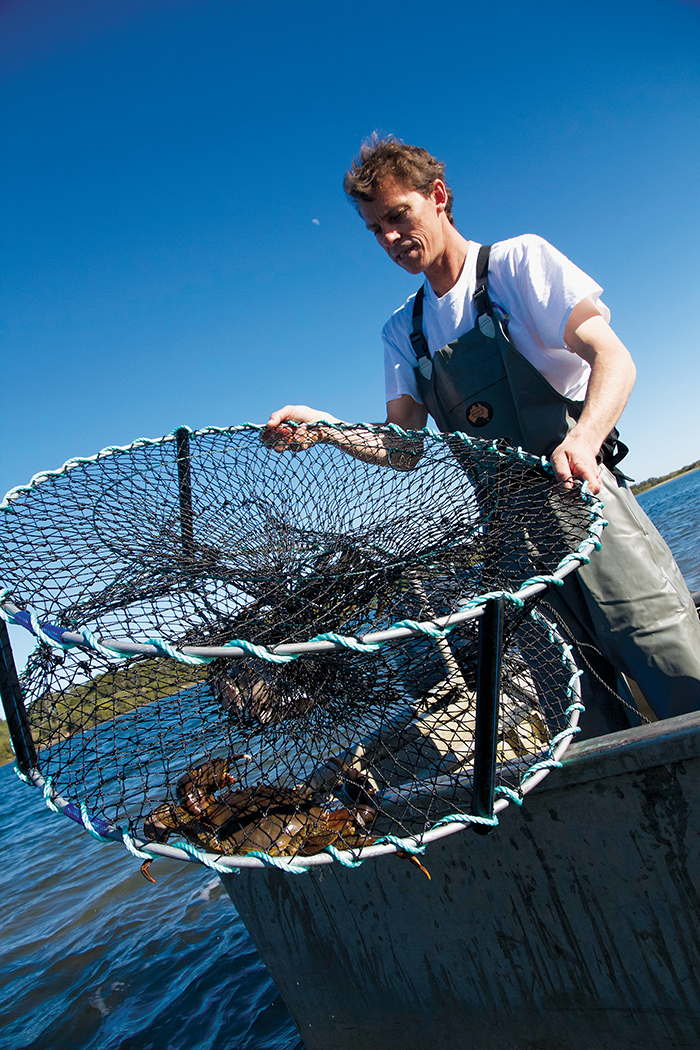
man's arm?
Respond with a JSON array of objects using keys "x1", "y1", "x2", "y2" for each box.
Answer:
[
  {"x1": 262, "y1": 394, "x2": 427, "y2": 469},
  {"x1": 385, "y1": 393, "x2": 429, "y2": 430},
  {"x1": 553, "y1": 299, "x2": 637, "y2": 495}
]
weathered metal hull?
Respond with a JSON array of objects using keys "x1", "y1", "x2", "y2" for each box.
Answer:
[{"x1": 221, "y1": 710, "x2": 700, "y2": 1050}]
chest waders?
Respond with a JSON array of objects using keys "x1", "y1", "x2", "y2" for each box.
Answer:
[{"x1": 411, "y1": 246, "x2": 700, "y2": 733}]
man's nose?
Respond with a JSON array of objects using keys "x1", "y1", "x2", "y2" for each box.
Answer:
[{"x1": 382, "y1": 228, "x2": 400, "y2": 247}]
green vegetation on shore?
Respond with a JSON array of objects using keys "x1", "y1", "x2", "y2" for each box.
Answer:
[
  {"x1": 631, "y1": 459, "x2": 700, "y2": 496},
  {"x1": 0, "y1": 720, "x2": 14, "y2": 767},
  {"x1": 0, "y1": 657, "x2": 211, "y2": 765},
  {"x1": 31, "y1": 657, "x2": 211, "y2": 750}
]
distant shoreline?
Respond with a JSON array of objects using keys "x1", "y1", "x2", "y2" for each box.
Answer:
[{"x1": 631, "y1": 459, "x2": 700, "y2": 496}]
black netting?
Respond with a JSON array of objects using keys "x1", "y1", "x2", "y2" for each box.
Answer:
[{"x1": 1, "y1": 425, "x2": 599, "y2": 870}]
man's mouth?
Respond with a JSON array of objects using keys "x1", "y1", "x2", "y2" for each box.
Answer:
[{"x1": 394, "y1": 244, "x2": 417, "y2": 263}]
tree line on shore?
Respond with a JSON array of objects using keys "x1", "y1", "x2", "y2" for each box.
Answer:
[
  {"x1": 631, "y1": 459, "x2": 700, "y2": 496},
  {"x1": 0, "y1": 721, "x2": 12, "y2": 766},
  {"x1": 0, "y1": 657, "x2": 210, "y2": 766}
]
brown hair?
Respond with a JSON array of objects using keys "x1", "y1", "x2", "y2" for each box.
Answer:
[{"x1": 343, "y1": 134, "x2": 454, "y2": 225}]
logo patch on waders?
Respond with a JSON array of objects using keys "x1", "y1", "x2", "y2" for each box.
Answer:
[{"x1": 466, "y1": 401, "x2": 493, "y2": 427}]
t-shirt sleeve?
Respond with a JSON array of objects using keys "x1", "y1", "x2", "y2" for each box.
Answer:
[
  {"x1": 498, "y1": 235, "x2": 610, "y2": 349},
  {"x1": 383, "y1": 314, "x2": 423, "y2": 404}
]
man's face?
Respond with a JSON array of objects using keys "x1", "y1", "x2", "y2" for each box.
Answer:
[{"x1": 358, "y1": 177, "x2": 449, "y2": 276}]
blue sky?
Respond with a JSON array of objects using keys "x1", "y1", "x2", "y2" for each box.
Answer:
[{"x1": 2, "y1": 0, "x2": 699, "y2": 497}]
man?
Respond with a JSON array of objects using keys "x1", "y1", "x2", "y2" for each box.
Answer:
[{"x1": 265, "y1": 137, "x2": 700, "y2": 731}]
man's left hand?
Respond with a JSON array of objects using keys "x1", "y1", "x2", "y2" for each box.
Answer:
[{"x1": 550, "y1": 430, "x2": 602, "y2": 494}]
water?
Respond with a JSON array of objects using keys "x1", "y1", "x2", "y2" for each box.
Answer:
[
  {"x1": 636, "y1": 467, "x2": 700, "y2": 592},
  {"x1": 0, "y1": 762, "x2": 303, "y2": 1050},
  {"x1": 0, "y1": 469, "x2": 698, "y2": 1050}
]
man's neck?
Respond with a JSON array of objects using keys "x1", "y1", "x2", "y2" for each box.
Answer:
[{"x1": 424, "y1": 230, "x2": 470, "y2": 298}]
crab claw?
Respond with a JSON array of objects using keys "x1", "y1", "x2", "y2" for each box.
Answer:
[
  {"x1": 395, "y1": 850, "x2": 431, "y2": 880},
  {"x1": 177, "y1": 754, "x2": 252, "y2": 814},
  {"x1": 140, "y1": 859, "x2": 157, "y2": 884}
]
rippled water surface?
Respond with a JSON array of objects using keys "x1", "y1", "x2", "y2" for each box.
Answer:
[
  {"x1": 0, "y1": 469, "x2": 697, "y2": 1049},
  {"x1": 637, "y1": 467, "x2": 700, "y2": 592},
  {"x1": 0, "y1": 763, "x2": 304, "y2": 1050}
]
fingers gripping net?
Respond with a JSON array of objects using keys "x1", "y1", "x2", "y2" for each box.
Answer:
[{"x1": 1, "y1": 424, "x2": 602, "y2": 876}]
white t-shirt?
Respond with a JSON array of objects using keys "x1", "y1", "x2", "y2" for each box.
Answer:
[{"x1": 383, "y1": 234, "x2": 610, "y2": 407}]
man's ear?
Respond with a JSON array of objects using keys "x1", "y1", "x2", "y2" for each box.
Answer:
[{"x1": 432, "y1": 179, "x2": 448, "y2": 212}]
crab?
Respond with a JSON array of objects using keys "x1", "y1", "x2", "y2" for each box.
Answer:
[{"x1": 140, "y1": 754, "x2": 381, "y2": 882}]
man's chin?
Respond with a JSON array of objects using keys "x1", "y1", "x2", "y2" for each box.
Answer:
[{"x1": 395, "y1": 254, "x2": 423, "y2": 274}]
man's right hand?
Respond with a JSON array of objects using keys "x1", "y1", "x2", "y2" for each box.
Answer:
[{"x1": 262, "y1": 406, "x2": 341, "y2": 452}]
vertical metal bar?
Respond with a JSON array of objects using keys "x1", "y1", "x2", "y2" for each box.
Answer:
[
  {"x1": 406, "y1": 570, "x2": 471, "y2": 692},
  {"x1": 175, "y1": 427, "x2": 194, "y2": 556},
  {"x1": 471, "y1": 596, "x2": 504, "y2": 834},
  {"x1": 0, "y1": 619, "x2": 37, "y2": 773}
]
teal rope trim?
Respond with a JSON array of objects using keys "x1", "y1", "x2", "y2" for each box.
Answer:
[
  {"x1": 321, "y1": 844, "x2": 365, "y2": 868},
  {"x1": 121, "y1": 830, "x2": 154, "y2": 862},
  {"x1": 308, "y1": 631, "x2": 382, "y2": 654},
  {"x1": 15, "y1": 609, "x2": 584, "y2": 878},
  {"x1": 146, "y1": 638, "x2": 215, "y2": 666},
  {"x1": 521, "y1": 758, "x2": 563, "y2": 782},
  {"x1": 28, "y1": 607, "x2": 72, "y2": 650},
  {"x1": 519, "y1": 573, "x2": 564, "y2": 588},
  {"x1": 457, "y1": 590, "x2": 525, "y2": 612},
  {"x1": 566, "y1": 669, "x2": 584, "y2": 700},
  {"x1": 223, "y1": 639, "x2": 298, "y2": 664},
  {"x1": 1, "y1": 425, "x2": 184, "y2": 509},
  {"x1": 231, "y1": 832, "x2": 429, "y2": 873},
  {"x1": 496, "y1": 501, "x2": 606, "y2": 595},
  {"x1": 549, "y1": 726, "x2": 580, "y2": 749},
  {"x1": 431, "y1": 812, "x2": 499, "y2": 831},
  {"x1": 385, "y1": 618, "x2": 449, "y2": 638},
  {"x1": 43, "y1": 776, "x2": 60, "y2": 813},
  {"x1": 521, "y1": 608, "x2": 585, "y2": 773},
  {"x1": 495, "y1": 785, "x2": 524, "y2": 805},
  {"x1": 78, "y1": 627, "x2": 125, "y2": 660},
  {"x1": 171, "y1": 839, "x2": 241, "y2": 874},
  {"x1": 372, "y1": 834, "x2": 426, "y2": 855},
  {"x1": 79, "y1": 802, "x2": 114, "y2": 843},
  {"x1": 559, "y1": 642, "x2": 574, "y2": 662},
  {"x1": 530, "y1": 608, "x2": 557, "y2": 643},
  {"x1": 17, "y1": 762, "x2": 426, "y2": 876},
  {"x1": 5, "y1": 422, "x2": 591, "y2": 878},
  {"x1": 557, "y1": 551, "x2": 588, "y2": 571},
  {"x1": 530, "y1": 610, "x2": 585, "y2": 709},
  {"x1": 178, "y1": 832, "x2": 432, "y2": 875},
  {"x1": 234, "y1": 850, "x2": 311, "y2": 874},
  {"x1": 0, "y1": 420, "x2": 607, "y2": 513},
  {"x1": 0, "y1": 588, "x2": 527, "y2": 667},
  {"x1": 22, "y1": 766, "x2": 175, "y2": 875},
  {"x1": 565, "y1": 700, "x2": 585, "y2": 717}
]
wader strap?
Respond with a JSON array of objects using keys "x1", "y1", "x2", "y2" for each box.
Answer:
[
  {"x1": 473, "y1": 245, "x2": 493, "y2": 318},
  {"x1": 410, "y1": 286, "x2": 430, "y2": 362},
  {"x1": 599, "y1": 428, "x2": 630, "y2": 469},
  {"x1": 412, "y1": 244, "x2": 495, "y2": 359}
]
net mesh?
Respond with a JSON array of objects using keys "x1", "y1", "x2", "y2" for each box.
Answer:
[{"x1": 0, "y1": 425, "x2": 600, "y2": 871}]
